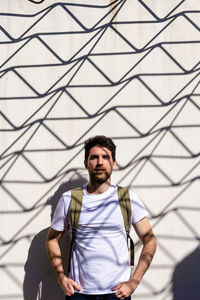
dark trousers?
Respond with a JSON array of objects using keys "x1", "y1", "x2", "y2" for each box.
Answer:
[{"x1": 65, "y1": 292, "x2": 131, "y2": 300}]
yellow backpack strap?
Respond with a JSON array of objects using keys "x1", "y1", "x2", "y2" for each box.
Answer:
[
  {"x1": 68, "y1": 187, "x2": 83, "y2": 272},
  {"x1": 70, "y1": 187, "x2": 83, "y2": 237},
  {"x1": 118, "y1": 186, "x2": 134, "y2": 266}
]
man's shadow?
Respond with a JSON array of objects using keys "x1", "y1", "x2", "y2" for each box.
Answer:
[
  {"x1": 172, "y1": 246, "x2": 200, "y2": 300},
  {"x1": 23, "y1": 175, "x2": 87, "y2": 300}
]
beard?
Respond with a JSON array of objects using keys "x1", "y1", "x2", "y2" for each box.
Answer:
[{"x1": 90, "y1": 170, "x2": 111, "y2": 184}]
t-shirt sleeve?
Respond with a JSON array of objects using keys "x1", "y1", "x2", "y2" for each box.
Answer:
[
  {"x1": 129, "y1": 189, "x2": 148, "y2": 225},
  {"x1": 51, "y1": 190, "x2": 72, "y2": 231}
]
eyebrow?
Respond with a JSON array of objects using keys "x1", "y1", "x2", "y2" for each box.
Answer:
[
  {"x1": 89, "y1": 154, "x2": 110, "y2": 159},
  {"x1": 89, "y1": 154, "x2": 98, "y2": 158}
]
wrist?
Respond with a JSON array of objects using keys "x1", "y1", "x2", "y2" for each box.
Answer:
[
  {"x1": 57, "y1": 271, "x2": 66, "y2": 281},
  {"x1": 128, "y1": 277, "x2": 140, "y2": 288}
]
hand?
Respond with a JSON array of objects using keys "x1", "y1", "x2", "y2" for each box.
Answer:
[
  {"x1": 57, "y1": 274, "x2": 81, "y2": 296},
  {"x1": 112, "y1": 279, "x2": 138, "y2": 299}
]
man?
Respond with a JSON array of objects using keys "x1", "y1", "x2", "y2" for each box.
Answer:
[{"x1": 46, "y1": 135, "x2": 156, "y2": 300}]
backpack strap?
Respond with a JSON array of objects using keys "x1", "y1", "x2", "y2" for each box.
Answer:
[
  {"x1": 68, "y1": 187, "x2": 83, "y2": 272},
  {"x1": 70, "y1": 187, "x2": 83, "y2": 236},
  {"x1": 118, "y1": 186, "x2": 134, "y2": 266}
]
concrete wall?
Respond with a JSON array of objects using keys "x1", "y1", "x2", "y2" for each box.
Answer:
[{"x1": 0, "y1": 1, "x2": 200, "y2": 299}]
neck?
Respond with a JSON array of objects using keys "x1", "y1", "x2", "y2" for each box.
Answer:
[{"x1": 87, "y1": 179, "x2": 111, "y2": 194}]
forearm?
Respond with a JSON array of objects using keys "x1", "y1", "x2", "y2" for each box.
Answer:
[
  {"x1": 113, "y1": 218, "x2": 156, "y2": 299},
  {"x1": 112, "y1": 236, "x2": 156, "y2": 298},
  {"x1": 45, "y1": 229, "x2": 82, "y2": 296},
  {"x1": 46, "y1": 236, "x2": 65, "y2": 279},
  {"x1": 130, "y1": 234, "x2": 157, "y2": 286}
]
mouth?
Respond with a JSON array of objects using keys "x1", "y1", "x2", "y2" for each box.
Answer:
[{"x1": 94, "y1": 169, "x2": 106, "y2": 173}]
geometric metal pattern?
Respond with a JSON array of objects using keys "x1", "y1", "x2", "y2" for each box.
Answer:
[{"x1": 0, "y1": 1, "x2": 200, "y2": 299}]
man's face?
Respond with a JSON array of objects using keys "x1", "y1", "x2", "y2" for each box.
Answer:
[{"x1": 84, "y1": 145, "x2": 116, "y2": 184}]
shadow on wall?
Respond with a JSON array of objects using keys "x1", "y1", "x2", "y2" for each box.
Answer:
[
  {"x1": 172, "y1": 246, "x2": 200, "y2": 300},
  {"x1": 23, "y1": 175, "x2": 87, "y2": 300}
]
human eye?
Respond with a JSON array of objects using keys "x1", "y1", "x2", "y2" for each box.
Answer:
[
  {"x1": 89, "y1": 154, "x2": 98, "y2": 160},
  {"x1": 103, "y1": 155, "x2": 110, "y2": 160}
]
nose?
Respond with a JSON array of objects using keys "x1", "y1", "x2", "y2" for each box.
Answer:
[{"x1": 97, "y1": 156, "x2": 103, "y2": 165}]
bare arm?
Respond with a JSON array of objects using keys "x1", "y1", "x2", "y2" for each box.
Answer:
[
  {"x1": 45, "y1": 228, "x2": 81, "y2": 296},
  {"x1": 113, "y1": 217, "x2": 156, "y2": 299}
]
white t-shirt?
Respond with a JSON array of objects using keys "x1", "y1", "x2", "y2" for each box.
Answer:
[{"x1": 51, "y1": 183, "x2": 148, "y2": 294}]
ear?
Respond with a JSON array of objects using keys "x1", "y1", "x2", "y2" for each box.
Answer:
[
  {"x1": 112, "y1": 160, "x2": 116, "y2": 170},
  {"x1": 84, "y1": 160, "x2": 88, "y2": 169}
]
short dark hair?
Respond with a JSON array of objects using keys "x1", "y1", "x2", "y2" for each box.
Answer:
[{"x1": 84, "y1": 135, "x2": 116, "y2": 162}]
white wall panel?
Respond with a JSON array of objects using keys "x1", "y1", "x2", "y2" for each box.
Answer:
[{"x1": 0, "y1": 1, "x2": 200, "y2": 299}]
